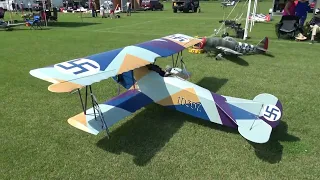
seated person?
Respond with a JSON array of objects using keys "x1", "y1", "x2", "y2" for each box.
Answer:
[{"x1": 309, "y1": 8, "x2": 320, "y2": 44}]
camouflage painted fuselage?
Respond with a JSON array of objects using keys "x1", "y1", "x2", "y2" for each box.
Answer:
[{"x1": 203, "y1": 37, "x2": 258, "y2": 54}]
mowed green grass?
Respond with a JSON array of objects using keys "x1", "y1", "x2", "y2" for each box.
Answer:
[{"x1": 1, "y1": 1, "x2": 320, "y2": 179}]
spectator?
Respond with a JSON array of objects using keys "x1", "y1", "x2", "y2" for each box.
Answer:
[
  {"x1": 16, "y1": 2, "x2": 20, "y2": 12},
  {"x1": 12, "y1": 1, "x2": 16, "y2": 12},
  {"x1": 91, "y1": 1, "x2": 97, "y2": 17},
  {"x1": 126, "y1": 0, "x2": 131, "y2": 16},
  {"x1": 282, "y1": 0, "x2": 296, "y2": 16},
  {"x1": 309, "y1": 8, "x2": 320, "y2": 44},
  {"x1": 295, "y1": 0, "x2": 310, "y2": 26},
  {"x1": 93, "y1": 2, "x2": 98, "y2": 17},
  {"x1": 28, "y1": 1, "x2": 32, "y2": 12},
  {"x1": 20, "y1": 1, "x2": 24, "y2": 12},
  {"x1": 0, "y1": 7, "x2": 4, "y2": 20}
]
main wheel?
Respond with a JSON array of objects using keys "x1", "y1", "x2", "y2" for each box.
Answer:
[
  {"x1": 222, "y1": 32, "x2": 229, "y2": 38},
  {"x1": 173, "y1": 8, "x2": 177, "y2": 13}
]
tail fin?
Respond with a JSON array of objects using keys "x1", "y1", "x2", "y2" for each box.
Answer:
[
  {"x1": 256, "y1": 37, "x2": 269, "y2": 53},
  {"x1": 227, "y1": 93, "x2": 282, "y2": 143}
]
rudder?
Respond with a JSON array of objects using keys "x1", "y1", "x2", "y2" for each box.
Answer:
[{"x1": 256, "y1": 37, "x2": 269, "y2": 53}]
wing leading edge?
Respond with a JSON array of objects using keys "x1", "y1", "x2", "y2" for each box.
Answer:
[
  {"x1": 216, "y1": 46, "x2": 243, "y2": 55},
  {"x1": 29, "y1": 34, "x2": 202, "y2": 93}
]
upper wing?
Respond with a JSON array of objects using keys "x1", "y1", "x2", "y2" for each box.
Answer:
[
  {"x1": 29, "y1": 34, "x2": 201, "y2": 93},
  {"x1": 216, "y1": 46, "x2": 243, "y2": 55}
]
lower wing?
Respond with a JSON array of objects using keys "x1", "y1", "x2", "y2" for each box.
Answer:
[
  {"x1": 216, "y1": 46, "x2": 243, "y2": 55},
  {"x1": 68, "y1": 89, "x2": 154, "y2": 135},
  {"x1": 7, "y1": 23, "x2": 25, "y2": 27}
]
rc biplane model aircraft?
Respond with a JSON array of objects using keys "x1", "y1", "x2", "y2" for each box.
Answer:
[
  {"x1": 29, "y1": 34, "x2": 282, "y2": 144},
  {"x1": 198, "y1": 36, "x2": 269, "y2": 60}
]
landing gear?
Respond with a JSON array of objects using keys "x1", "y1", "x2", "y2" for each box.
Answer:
[
  {"x1": 74, "y1": 85, "x2": 110, "y2": 138},
  {"x1": 215, "y1": 53, "x2": 223, "y2": 60},
  {"x1": 222, "y1": 32, "x2": 229, "y2": 38}
]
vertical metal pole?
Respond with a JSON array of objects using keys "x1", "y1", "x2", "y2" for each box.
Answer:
[
  {"x1": 84, "y1": 86, "x2": 88, "y2": 114},
  {"x1": 250, "y1": 0, "x2": 257, "y2": 32},
  {"x1": 131, "y1": 70, "x2": 135, "y2": 89},
  {"x1": 77, "y1": 89, "x2": 86, "y2": 114},
  {"x1": 243, "y1": 0, "x2": 252, "y2": 40},
  {"x1": 89, "y1": 85, "x2": 97, "y2": 121}
]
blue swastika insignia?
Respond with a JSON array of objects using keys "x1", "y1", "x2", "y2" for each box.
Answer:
[
  {"x1": 262, "y1": 105, "x2": 281, "y2": 121},
  {"x1": 54, "y1": 59, "x2": 100, "y2": 76},
  {"x1": 168, "y1": 34, "x2": 190, "y2": 42}
]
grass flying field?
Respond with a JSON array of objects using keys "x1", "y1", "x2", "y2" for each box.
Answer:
[{"x1": 1, "y1": 1, "x2": 320, "y2": 179}]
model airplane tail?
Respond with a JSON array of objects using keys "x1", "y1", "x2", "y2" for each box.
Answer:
[
  {"x1": 226, "y1": 93, "x2": 282, "y2": 143},
  {"x1": 67, "y1": 89, "x2": 154, "y2": 135},
  {"x1": 256, "y1": 37, "x2": 268, "y2": 53}
]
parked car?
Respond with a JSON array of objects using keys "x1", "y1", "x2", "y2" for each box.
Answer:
[
  {"x1": 141, "y1": 0, "x2": 164, "y2": 11},
  {"x1": 172, "y1": 0, "x2": 199, "y2": 13}
]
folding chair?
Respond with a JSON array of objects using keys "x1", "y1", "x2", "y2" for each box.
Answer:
[
  {"x1": 26, "y1": 15, "x2": 42, "y2": 30},
  {"x1": 275, "y1": 15, "x2": 300, "y2": 39}
]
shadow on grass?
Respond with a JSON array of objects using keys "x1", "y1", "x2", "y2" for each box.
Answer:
[
  {"x1": 1, "y1": 27, "x2": 52, "y2": 31},
  {"x1": 47, "y1": 21, "x2": 100, "y2": 27},
  {"x1": 206, "y1": 53, "x2": 249, "y2": 66},
  {"x1": 248, "y1": 121, "x2": 300, "y2": 164},
  {"x1": 244, "y1": 52, "x2": 276, "y2": 58},
  {"x1": 96, "y1": 76, "x2": 228, "y2": 166},
  {"x1": 96, "y1": 76, "x2": 299, "y2": 165}
]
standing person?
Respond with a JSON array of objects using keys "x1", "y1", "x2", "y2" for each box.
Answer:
[
  {"x1": 295, "y1": 0, "x2": 310, "y2": 26},
  {"x1": 28, "y1": 1, "x2": 32, "y2": 12},
  {"x1": 91, "y1": 1, "x2": 96, "y2": 17},
  {"x1": 126, "y1": 0, "x2": 131, "y2": 16},
  {"x1": 94, "y1": 2, "x2": 98, "y2": 17},
  {"x1": 282, "y1": 0, "x2": 296, "y2": 16},
  {"x1": 16, "y1": 1, "x2": 20, "y2": 12},
  {"x1": 93, "y1": 1, "x2": 98, "y2": 17},
  {"x1": 20, "y1": 1, "x2": 24, "y2": 13},
  {"x1": 11, "y1": 1, "x2": 16, "y2": 12},
  {"x1": 100, "y1": 5, "x2": 105, "y2": 18}
]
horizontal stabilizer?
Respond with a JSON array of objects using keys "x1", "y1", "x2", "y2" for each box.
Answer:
[
  {"x1": 226, "y1": 93, "x2": 282, "y2": 143},
  {"x1": 68, "y1": 89, "x2": 154, "y2": 135},
  {"x1": 238, "y1": 118, "x2": 272, "y2": 143}
]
